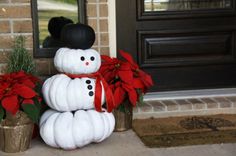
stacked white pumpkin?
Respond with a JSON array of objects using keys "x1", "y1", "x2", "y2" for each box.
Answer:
[{"x1": 39, "y1": 23, "x2": 115, "y2": 150}]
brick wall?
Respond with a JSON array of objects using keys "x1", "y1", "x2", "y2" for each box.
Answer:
[
  {"x1": 0, "y1": 0, "x2": 110, "y2": 76},
  {"x1": 0, "y1": 0, "x2": 32, "y2": 74},
  {"x1": 87, "y1": 0, "x2": 109, "y2": 56}
]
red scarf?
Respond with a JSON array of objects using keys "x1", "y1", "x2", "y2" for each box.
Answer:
[{"x1": 64, "y1": 72, "x2": 115, "y2": 113}]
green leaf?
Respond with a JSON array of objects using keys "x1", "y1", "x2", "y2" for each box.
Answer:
[
  {"x1": 117, "y1": 100, "x2": 133, "y2": 114},
  {"x1": 118, "y1": 103, "x2": 125, "y2": 113},
  {"x1": 21, "y1": 104, "x2": 40, "y2": 124},
  {"x1": 0, "y1": 104, "x2": 5, "y2": 122},
  {"x1": 136, "y1": 89, "x2": 144, "y2": 106},
  {"x1": 138, "y1": 94, "x2": 144, "y2": 105},
  {"x1": 34, "y1": 83, "x2": 42, "y2": 94},
  {"x1": 33, "y1": 97, "x2": 41, "y2": 110}
]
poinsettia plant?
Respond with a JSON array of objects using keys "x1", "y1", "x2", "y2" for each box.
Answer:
[
  {"x1": 0, "y1": 71, "x2": 42, "y2": 123},
  {"x1": 99, "y1": 50, "x2": 153, "y2": 110},
  {"x1": 0, "y1": 36, "x2": 43, "y2": 124}
]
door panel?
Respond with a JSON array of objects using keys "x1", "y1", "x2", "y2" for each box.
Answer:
[
  {"x1": 138, "y1": 0, "x2": 235, "y2": 20},
  {"x1": 149, "y1": 64, "x2": 236, "y2": 91},
  {"x1": 116, "y1": 0, "x2": 236, "y2": 91},
  {"x1": 144, "y1": 0, "x2": 232, "y2": 12},
  {"x1": 138, "y1": 30, "x2": 235, "y2": 67}
]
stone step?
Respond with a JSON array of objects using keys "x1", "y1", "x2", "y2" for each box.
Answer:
[{"x1": 134, "y1": 96, "x2": 236, "y2": 119}]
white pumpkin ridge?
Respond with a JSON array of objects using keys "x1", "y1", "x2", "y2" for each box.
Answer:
[
  {"x1": 54, "y1": 48, "x2": 101, "y2": 74},
  {"x1": 40, "y1": 109, "x2": 115, "y2": 149},
  {"x1": 42, "y1": 74, "x2": 105, "y2": 112}
]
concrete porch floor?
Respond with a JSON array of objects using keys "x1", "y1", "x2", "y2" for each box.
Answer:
[{"x1": 1, "y1": 130, "x2": 236, "y2": 156}]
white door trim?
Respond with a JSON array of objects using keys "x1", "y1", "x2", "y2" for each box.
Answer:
[
  {"x1": 144, "y1": 88, "x2": 236, "y2": 101},
  {"x1": 108, "y1": 0, "x2": 117, "y2": 57}
]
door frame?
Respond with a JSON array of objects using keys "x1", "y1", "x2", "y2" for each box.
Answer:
[{"x1": 108, "y1": 0, "x2": 117, "y2": 57}]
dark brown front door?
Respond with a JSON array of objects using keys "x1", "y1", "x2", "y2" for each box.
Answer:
[{"x1": 116, "y1": 0, "x2": 236, "y2": 92}]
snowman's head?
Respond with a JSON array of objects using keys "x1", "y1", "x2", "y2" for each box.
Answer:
[{"x1": 54, "y1": 48, "x2": 101, "y2": 74}]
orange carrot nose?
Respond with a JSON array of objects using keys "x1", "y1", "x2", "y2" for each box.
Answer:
[{"x1": 86, "y1": 62, "x2": 89, "y2": 66}]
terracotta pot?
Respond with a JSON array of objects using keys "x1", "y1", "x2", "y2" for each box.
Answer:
[
  {"x1": 113, "y1": 101, "x2": 133, "y2": 132},
  {"x1": 0, "y1": 112, "x2": 34, "y2": 153}
]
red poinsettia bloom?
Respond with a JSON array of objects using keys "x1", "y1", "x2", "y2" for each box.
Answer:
[
  {"x1": 110, "y1": 81, "x2": 138, "y2": 108},
  {"x1": 0, "y1": 71, "x2": 39, "y2": 115},
  {"x1": 119, "y1": 50, "x2": 153, "y2": 91},
  {"x1": 100, "y1": 55, "x2": 121, "y2": 83},
  {"x1": 100, "y1": 50, "x2": 154, "y2": 108}
]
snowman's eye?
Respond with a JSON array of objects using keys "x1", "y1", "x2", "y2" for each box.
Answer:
[
  {"x1": 81, "y1": 56, "x2": 85, "y2": 61},
  {"x1": 90, "y1": 56, "x2": 95, "y2": 61}
]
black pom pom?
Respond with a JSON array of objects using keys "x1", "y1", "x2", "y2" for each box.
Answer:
[{"x1": 61, "y1": 23, "x2": 95, "y2": 49}]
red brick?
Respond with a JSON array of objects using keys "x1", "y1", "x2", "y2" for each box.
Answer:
[
  {"x1": 49, "y1": 59, "x2": 58, "y2": 75},
  {"x1": 226, "y1": 96, "x2": 236, "y2": 107},
  {"x1": 87, "y1": 4, "x2": 97, "y2": 17},
  {"x1": 201, "y1": 98, "x2": 218, "y2": 109},
  {"x1": 0, "y1": 6, "x2": 31, "y2": 18},
  {"x1": 0, "y1": 20, "x2": 10, "y2": 33},
  {"x1": 187, "y1": 99, "x2": 206, "y2": 110},
  {"x1": 147, "y1": 101, "x2": 166, "y2": 112},
  {"x1": 213, "y1": 97, "x2": 232, "y2": 108},
  {"x1": 11, "y1": 0, "x2": 30, "y2": 3},
  {"x1": 175, "y1": 99, "x2": 192, "y2": 110},
  {"x1": 99, "y1": 4, "x2": 108, "y2": 17},
  {"x1": 100, "y1": 47, "x2": 109, "y2": 55},
  {"x1": 88, "y1": 19, "x2": 97, "y2": 32},
  {"x1": 13, "y1": 20, "x2": 32, "y2": 33},
  {"x1": 100, "y1": 33, "x2": 109, "y2": 46},
  {"x1": 0, "y1": 36, "x2": 14, "y2": 49},
  {"x1": 139, "y1": 102, "x2": 153, "y2": 112},
  {"x1": 0, "y1": 51, "x2": 11, "y2": 63},
  {"x1": 0, "y1": 64, "x2": 7, "y2": 74},
  {"x1": 99, "y1": 19, "x2": 108, "y2": 32},
  {"x1": 35, "y1": 59, "x2": 50, "y2": 76},
  {"x1": 0, "y1": 0, "x2": 9, "y2": 3},
  {"x1": 161, "y1": 100, "x2": 179, "y2": 111},
  {"x1": 0, "y1": 35, "x2": 33, "y2": 49},
  {"x1": 23, "y1": 35, "x2": 33, "y2": 49},
  {"x1": 93, "y1": 33, "x2": 98, "y2": 46}
]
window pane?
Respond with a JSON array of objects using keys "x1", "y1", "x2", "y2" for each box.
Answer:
[
  {"x1": 144, "y1": 0, "x2": 231, "y2": 12},
  {"x1": 37, "y1": 0, "x2": 78, "y2": 48}
]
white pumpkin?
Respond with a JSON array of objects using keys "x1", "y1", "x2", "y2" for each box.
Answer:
[
  {"x1": 40, "y1": 109, "x2": 115, "y2": 149},
  {"x1": 42, "y1": 74, "x2": 105, "y2": 112},
  {"x1": 54, "y1": 48, "x2": 101, "y2": 74}
]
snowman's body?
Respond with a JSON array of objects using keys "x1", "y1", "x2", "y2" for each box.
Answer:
[
  {"x1": 42, "y1": 73, "x2": 105, "y2": 111},
  {"x1": 40, "y1": 109, "x2": 114, "y2": 149},
  {"x1": 40, "y1": 45, "x2": 115, "y2": 149}
]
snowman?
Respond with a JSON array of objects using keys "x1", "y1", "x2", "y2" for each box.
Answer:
[{"x1": 39, "y1": 23, "x2": 115, "y2": 150}]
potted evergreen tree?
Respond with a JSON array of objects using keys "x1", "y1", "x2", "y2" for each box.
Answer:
[{"x1": 0, "y1": 36, "x2": 43, "y2": 153}]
